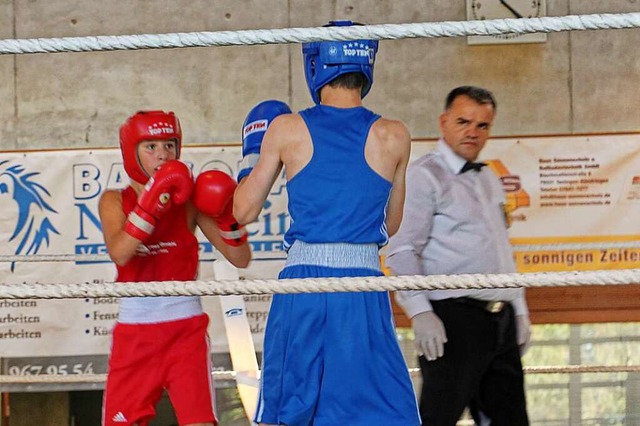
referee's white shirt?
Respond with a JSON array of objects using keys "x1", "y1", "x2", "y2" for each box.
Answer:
[{"x1": 387, "y1": 139, "x2": 528, "y2": 319}]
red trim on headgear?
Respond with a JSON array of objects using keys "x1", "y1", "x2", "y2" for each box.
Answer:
[{"x1": 119, "y1": 111, "x2": 182, "y2": 184}]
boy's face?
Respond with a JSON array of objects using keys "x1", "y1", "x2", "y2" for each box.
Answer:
[{"x1": 137, "y1": 139, "x2": 178, "y2": 178}]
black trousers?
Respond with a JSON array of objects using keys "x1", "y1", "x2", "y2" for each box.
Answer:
[{"x1": 418, "y1": 299, "x2": 529, "y2": 426}]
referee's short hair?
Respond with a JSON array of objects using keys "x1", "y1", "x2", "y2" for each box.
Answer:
[{"x1": 445, "y1": 86, "x2": 497, "y2": 112}]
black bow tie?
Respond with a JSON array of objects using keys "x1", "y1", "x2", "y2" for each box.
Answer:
[{"x1": 460, "y1": 161, "x2": 487, "y2": 174}]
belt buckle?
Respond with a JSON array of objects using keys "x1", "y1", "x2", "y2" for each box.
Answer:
[{"x1": 486, "y1": 301, "x2": 505, "y2": 313}]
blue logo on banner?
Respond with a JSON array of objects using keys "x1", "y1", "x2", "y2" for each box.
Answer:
[
  {"x1": 0, "y1": 161, "x2": 60, "y2": 271},
  {"x1": 225, "y1": 308, "x2": 244, "y2": 317}
]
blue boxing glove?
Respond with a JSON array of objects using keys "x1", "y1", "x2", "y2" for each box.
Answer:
[{"x1": 238, "y1": 99, "x2": 292, "y2": 182}]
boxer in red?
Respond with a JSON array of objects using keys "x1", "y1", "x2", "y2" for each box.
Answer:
[{"x1": 99, "y1": 110, "x2": 251, "y2": 426}]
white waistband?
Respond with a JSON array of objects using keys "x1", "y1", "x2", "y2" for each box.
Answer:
[
  {"x1": 285, "y1": 241, "x2": 381, "y2": 271},
  {"x1": 118, "y1": 296, "x2": 203, "y2": 324}
]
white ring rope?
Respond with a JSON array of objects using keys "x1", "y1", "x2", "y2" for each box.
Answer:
[
  {"x1": 2, "y1": 239, "x2": 639, "y2": 263},
  {"x1": 409, "y1": 365, "x2": 640, "y2": 377},
  {"x1": 0, "y1": 371, "x2": 236, "y2": 385},
  {"x1": 2, "y1": 365, "x2": 639, "y2": 385},
  {"x1": 0, "y1": 253, "x2": 214, "y2": 263},
  {"x1": 0, "y1": 13, "x2": 638, "y2": 55},
  {"x1": 520, "y1": 365, "x2": 640, "y2": 375},
  {"x1": 1, "y1": 269, "x2": 639, "y2": 299},
  {"x1": 511, "y1": 241, "x2": 640, "y2": 252}
]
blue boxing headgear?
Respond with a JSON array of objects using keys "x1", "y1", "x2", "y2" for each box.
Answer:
[{"x1": 302, "y1": 20, "x2": 378, "y2": 104}]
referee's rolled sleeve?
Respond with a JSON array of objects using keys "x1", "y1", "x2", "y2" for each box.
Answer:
[
  {"x1": 395, "y1": 290, "x2": 433, "y2": 318},
  {"x1": 386, "y1": 249, "x2": 434, "y2": 318},
  {"x1": 386, "y1": 246, "x2": 423, "y2": 275}
]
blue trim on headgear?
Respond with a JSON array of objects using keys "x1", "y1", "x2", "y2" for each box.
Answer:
[{"x1": 302, "y1": 20, "x2": 378, "y2": 104}]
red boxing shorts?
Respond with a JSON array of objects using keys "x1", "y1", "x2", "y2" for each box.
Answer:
[{"x1": 102, "y1": 313, "x2": 217, "y2": 426}]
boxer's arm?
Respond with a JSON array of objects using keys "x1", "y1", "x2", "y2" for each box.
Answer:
[
  {"x1": 100, "y1": 161, "x2": 193, "y2": 266},
  {"x1": 384, "y1": 120, "x2": 411, "y2": 237},
  {"x1": 233, "y1": 116, "x2": 287, "y2": 225},
  {"x1": 197, "y1": 214, "x2": 251, "y2": 268},
  {"x1": 99, "y1": 190, "x2": 144, "y2": 266}
]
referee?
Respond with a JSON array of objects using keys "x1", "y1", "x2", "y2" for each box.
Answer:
[{"x1": 387, "y1": 86, "x2": 530, "y2": 426}]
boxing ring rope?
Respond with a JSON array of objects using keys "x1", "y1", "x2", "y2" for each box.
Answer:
[
  {"x1": 1, "y1": 268, "x2": 640, "y2": 299},
  {"x1": 3, "y1": 365, "x2": 640, "y2": 387},
  {"x1": 0, "y1": 12, "x2": 639, "y2": 55},
  {"x1": 3, "y1": 238, "x2": 640, "y2": 263}
]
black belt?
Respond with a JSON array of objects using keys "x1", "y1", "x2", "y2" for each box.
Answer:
[{"x1": 449, "y1": 297, "x2": 507, "y2": 314}]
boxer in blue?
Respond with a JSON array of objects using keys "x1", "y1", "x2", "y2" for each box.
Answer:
[{"x1": 234, "y1": 20, "x2": 420, "y2": 426}]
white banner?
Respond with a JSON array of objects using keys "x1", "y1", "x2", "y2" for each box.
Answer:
[
  {"x1": 475, "y1": 134, "x2": 640, "y2": 272},
  {"x1": 2, "y1": 134, "x2": 640, "y2": 362},
  {"x1": 0, "y1": 146, "x2": 286, "y2": 359}
]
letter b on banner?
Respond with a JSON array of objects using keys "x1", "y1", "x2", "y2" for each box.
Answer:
[{"x1": 73, "y1": 164, "x2": 102, "y2": 200}]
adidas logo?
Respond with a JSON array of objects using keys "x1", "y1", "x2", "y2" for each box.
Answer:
[{"x1": 112, "y1": 411, "x2": 128, "y2": 423}]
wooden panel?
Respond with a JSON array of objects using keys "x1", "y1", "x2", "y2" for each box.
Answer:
[
  {"x1": 526, "y1": 285, "x2": 640, "y2": 324},
  {"x1": 392, "y1": 285, "x2": 640, "y2": 327}
]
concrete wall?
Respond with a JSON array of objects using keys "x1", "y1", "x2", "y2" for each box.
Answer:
[{"x1": 0, "y1": 0, "x2": 638, "y2": 152}]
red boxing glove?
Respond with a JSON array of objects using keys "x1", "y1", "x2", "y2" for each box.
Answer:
[
  {"x1": 124, "y1": 160, "x2": 193, "y2": 241},
  {"x1": 193, "y1": 170, "x2": 248, "y2": 247}
]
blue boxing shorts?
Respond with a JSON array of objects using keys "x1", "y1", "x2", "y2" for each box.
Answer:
[{"x1": 254, "y1": 242, "x2": 420, "y2": 426}]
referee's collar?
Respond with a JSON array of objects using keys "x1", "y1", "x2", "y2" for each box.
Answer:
[{"x1": 436, "y1": 139, "x2": 469, "y2": 174}]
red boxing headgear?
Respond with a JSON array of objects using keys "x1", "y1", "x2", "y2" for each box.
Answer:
[{"x1": 119, "y1": 110, "x2": 182, "y2": 184}]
